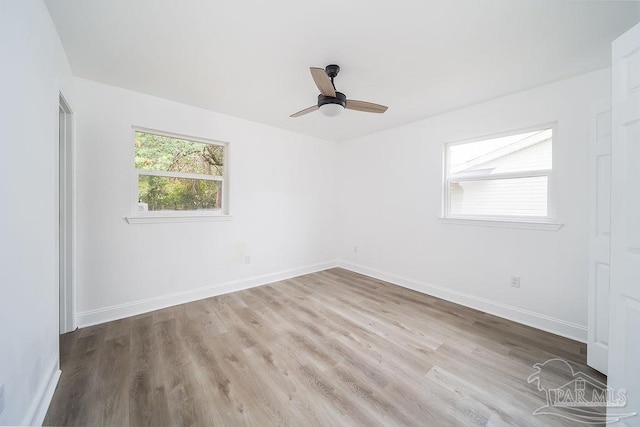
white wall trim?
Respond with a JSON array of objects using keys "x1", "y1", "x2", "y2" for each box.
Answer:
[
  {"x1": 22, "y1": 356, "x2": 60, "y2": 426},
  {"x1": 125, "y1": 213, "x2": 233, "y2": 224},
  {"x1": 77, "y1": 260, "x2": 338, "y2": 327},
  {"x1": 338, "y1": 260, "x2": 587, "y2": 343},
  {"x1": 59, "y1": 92, "x2": 77, "y2": 334},
  {"x1": 437, "y1": 217, "x2": 564, "y2": 231}
]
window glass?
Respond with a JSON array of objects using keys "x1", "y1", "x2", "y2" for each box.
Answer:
[
  {"x1": 446, "y1": 127, "x2": 553, "y2": 219},
  {"x1": 134, "y1": 130, "x2": 227, "y2": 214}
]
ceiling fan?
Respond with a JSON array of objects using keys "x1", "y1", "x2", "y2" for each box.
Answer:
[{"x1": 290, "y1": 64, "x2": 388, "y2": 118}]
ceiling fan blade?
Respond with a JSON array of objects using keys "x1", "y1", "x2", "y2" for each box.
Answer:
[
  {"x1": 346, "y1": 100, "x2": 388, "y2": 114},
  {"x1": 310, "y1": 67, "x2": 336, "y2": 97},
  {"x1": 290, "y1": 105, "x2": 318, "y2": 118}
]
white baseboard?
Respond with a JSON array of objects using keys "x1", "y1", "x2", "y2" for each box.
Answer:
[
  {"x1": 77, "y1": 260, "x2": 338, "y2": 328},
  {"x1": 22, "y1": 355, "x2": 60, "y2": 426},
  {"x1": 76, "y1": 258, "x2": 587, "y2": 342},
  {"x1": 338, "y1": 260, "x2": 587, "y2": 343}
]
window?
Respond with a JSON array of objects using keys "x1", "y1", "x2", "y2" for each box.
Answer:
[
  {"x1": 132, "y1": 128, "x2": 228, "y2": 219},
  {"x1": 444, "y1": 126, "x2": 554, "y2": 223}
]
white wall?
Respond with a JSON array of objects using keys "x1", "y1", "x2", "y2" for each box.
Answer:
[
  {"x1": 337, "y1": 69, "x2": 611, "y2": 341},
  {"x1": 0, "y1": 0, "x2": 74, "y2": 424},
  {"x1": 73, "y1": 78, "x2": 337, "y2": 325}
]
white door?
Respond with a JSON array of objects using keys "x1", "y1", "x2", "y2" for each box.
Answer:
[
  {"x1": 587, "y1": 103, "x2": 611, "y2": 375},
  {"x1": 608, "y1": 21, "x2": 640, "y2": 422}
]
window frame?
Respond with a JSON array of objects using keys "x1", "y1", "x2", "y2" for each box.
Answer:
[
  {"x1": 126, "y1": 126, "x2": 231, "y2": 224},
  {"x1": 441, "y1": 123, "x2": 561, "y2": 229}
]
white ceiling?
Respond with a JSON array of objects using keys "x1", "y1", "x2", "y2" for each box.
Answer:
[{"x1": 45, "y1": 0, "x2": 639, "y2": 142}]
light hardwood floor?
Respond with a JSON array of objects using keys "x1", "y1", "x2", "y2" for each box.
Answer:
[{"x1": 44, "y1": 268, "x2": 604, "y2": 426}]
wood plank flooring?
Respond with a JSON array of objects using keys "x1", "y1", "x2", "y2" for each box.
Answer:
[{"x1": 44, "y1": 268, "x2": 605, "y2": 426}]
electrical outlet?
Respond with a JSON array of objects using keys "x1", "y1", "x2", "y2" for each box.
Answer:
[
  {"x1": 510, "y1": 276, "x2": 521, "y2": 288},
  {"x1": 0, "y1": 383, "x2": 5, "y2": 415},
  {"x1": 353, "y1": 246, "x2": 358, "y2": 253},
  {"x1": 245, "y1": 256, "x2": 251, "y2": 264}
]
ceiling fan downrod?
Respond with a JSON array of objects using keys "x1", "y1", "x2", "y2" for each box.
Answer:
[{"x1": 325, "y1": 64, "x2": 340, "y2": 90}]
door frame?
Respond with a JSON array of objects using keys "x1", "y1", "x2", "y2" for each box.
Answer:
[
  {"x1": 587, "y1": 101, "x2": 611, "y2": 375},
  {"x1": 58, "y1": 93, "x2": 76, "y2": 334}
]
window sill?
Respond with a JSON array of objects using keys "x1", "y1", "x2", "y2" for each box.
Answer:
[
  {"x1": 437, "y1": 217, "x2": 564, "y2": 231},
  {"x1": 126, "y1": 213, "x2": 232, "y2": 224}
]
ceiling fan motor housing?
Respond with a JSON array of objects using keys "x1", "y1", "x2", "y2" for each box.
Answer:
[{"x1": 318, "y1": 91, "x2": 346, "y2": 108}]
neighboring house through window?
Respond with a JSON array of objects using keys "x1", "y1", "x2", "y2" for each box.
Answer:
[{"x1": 444, "y1": 126, "x2": 554, "y2": 222}]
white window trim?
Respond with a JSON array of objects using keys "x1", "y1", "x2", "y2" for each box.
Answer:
[
  {"x1": 449, "y1": 169, "x2": 551, "y2": 182},
  {"x1": 441, "y1": 122, "x2": 563, "y2": 230},
  {"x1": 437, "y1": 216, "x2": 563, "y2": 231},
  {"x1": 137, "y1": 169, "x2": 224, "y2": 181},
  {"x1": 126, "y1": 126, "x2": 231, "y2": 224},
  {"x1": 126, "y1": 213, "x2": 233, "y2": 224}
]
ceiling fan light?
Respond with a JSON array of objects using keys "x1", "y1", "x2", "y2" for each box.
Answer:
[{"x1": 319, "y1": 103, "x2": 344, "y2": 117}]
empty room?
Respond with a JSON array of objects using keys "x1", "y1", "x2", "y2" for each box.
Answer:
[{"x1": 1, "y1": 0, "x2": 640, "y2": 425}]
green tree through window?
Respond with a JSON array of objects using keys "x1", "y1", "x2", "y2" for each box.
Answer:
[{"x1": 134, "y1": 131, "x2": 226, "y2": 211}]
